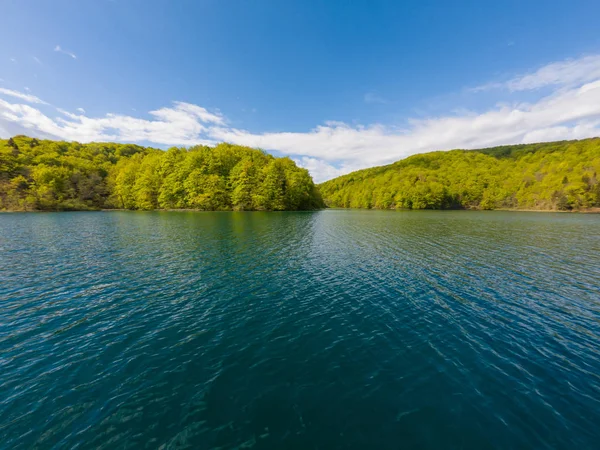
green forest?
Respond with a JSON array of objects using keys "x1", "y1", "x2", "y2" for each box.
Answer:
[
  {"x1": 319, "y1": 138, "x2": 600, "y2": 211},
  {"x1": 2, "y1": 136, "x2": 600, "y2": 212},
  {"x1": 0, "y1": 136, "x2": 324, "y2": 211}
]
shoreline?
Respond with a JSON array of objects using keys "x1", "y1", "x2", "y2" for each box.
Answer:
[
  {"x1": 323, "y1": 207, "x2": 600, "y2": 214},
  {"x1": 2, "y1": 207, "x2": 599, "y2": 214}
]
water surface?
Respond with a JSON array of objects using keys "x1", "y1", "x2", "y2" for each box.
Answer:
[{"x1": 1, "y1": 210, "x2": 600, "y2": 449}]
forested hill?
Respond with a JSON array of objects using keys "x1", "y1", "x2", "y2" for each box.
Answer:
[
  {"x1": 0, "y1": 136, "x2": 324, "y2": 211},
  {"x1": 319, "y1": 138, "x2": 600, "y2": 211}
]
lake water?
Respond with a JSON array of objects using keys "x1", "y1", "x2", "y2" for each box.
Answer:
[{"x1": 1, "y1": 210, "x2": 600, "y2": 449}]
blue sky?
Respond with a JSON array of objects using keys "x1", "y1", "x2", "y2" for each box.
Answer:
[{"x1": 1, "y1": 0, "x2": 600, "y2": 181}]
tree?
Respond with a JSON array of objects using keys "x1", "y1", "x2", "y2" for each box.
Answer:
[
  {"x1": 319, "y1": 138, "x2": 600, "y2": 211},
  {"x1": 0, "y1": 136, "x2": 323, "y2": 211},
  {"x1": 230, "y1": 159, "x2": 256, "y2": 210},
  {"x1": 257, "y1": 160, "x2": 287, "y2": 210}
]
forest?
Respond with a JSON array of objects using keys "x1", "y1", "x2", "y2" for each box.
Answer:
[
  {"x1": 0, "y1": 136, "x2": 324, "y2": 211},
  {"x1": 319, "y1": 138, "x2": 600, "y2": 211},
  {"x1": 3, "y1": 136, "x2": 600, "y2": 212}
]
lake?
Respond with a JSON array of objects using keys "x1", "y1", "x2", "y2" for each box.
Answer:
[{"x1": 1, "y1": 210, "x2": 600, "y2": 449}]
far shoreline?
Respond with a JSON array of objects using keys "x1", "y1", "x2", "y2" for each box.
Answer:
[{"x1": 2, "y1": 208, "x2": 599, "y2": 214}]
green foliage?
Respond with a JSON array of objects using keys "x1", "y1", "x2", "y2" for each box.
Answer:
[
  {"x1": 319, "y1": 138, "x2": 600, "y2": 211},
  {"x1": 0, "y1": 136, "x2": 324, "y2": 211}
]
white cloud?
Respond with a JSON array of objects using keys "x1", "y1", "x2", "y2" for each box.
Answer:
[
  {"x1": 0, "y1": 100, "x2": 223, "y2": 146},
  {"x1": 10, "y1": 58, "x2": 16, "y2": 63},
  {"x1": 292, "y1": 157, "x2": 349, "y2": 181},
  {"x1": 24, "y1": 87, "x2": 30, "y2": 92},
  {"x1": 206, "y1": 78, "x2": 600, "y2": 181},
  {"x1": 508, "y1": 55, "x2": 600, "y2": 91},
  {"x1": 56, "y1": 108, "x2": 80, "y2": 119},
  {"x1": 364, "y1": 92, "x2": 388, "y2": 104},
  {"x1": 33, "y1": 56, "x2": 42, "y2": 65},
  {"x1": 0, "y1": 88, "x2": 47, "y2": 105},
  {"x1": 54, "y1": 45, "x2": 77, "y2": 60},
  {"x1": 473, "y1": 54, "x2": 600, "y2": 92},
  {"x1": 1, "y1": 54, "x2": 600, "y2": 182},
  {"x1": 76, "y1": 107, "x2": 86, "y2": 114}
]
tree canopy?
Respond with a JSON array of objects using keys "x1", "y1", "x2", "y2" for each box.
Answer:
[
  {"x1": 319, "y1": 138, "x2": 600, "y2": 211},
  {"x1": 0, "y1": 136, "x2": 324, "y2": 211},
  {"x1": 3, "y1": 136, "x2": 598, "y2": 212}
]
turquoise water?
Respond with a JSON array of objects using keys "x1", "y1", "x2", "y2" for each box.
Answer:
[{"x1": 1, "y1": 210, "x2": 600, "y2": 449}]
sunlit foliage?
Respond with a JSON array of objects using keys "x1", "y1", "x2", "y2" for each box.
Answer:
[
  {"x1": 0, "y1": 136, "x2": 324, "y2": 211},
  {"x1": 319, "y1": 139, "x2": 600, "y2": 211}
]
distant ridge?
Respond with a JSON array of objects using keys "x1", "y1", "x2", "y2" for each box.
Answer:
[{"x1": 319, "y1": 138, "x2": 600, "y2": 211}]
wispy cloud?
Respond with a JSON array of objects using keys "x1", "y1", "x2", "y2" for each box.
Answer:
[
  {"x1": 364, "y1": 92, "x2": 389, "y2": 104},
  {"x1": 1, "y1": 54, "x2": 600, "y2": 182},
  {"x1": 0, "y1": 88, "x2": 47, "y2": 105},
  {"x1": 0, "y1": 99, "x2": 224, "y2": 146},
  {"x1": 472, "y1": 54, "x2": 600, "y2": 92},
  {"x1": 56, "y1": 108, "x2": 80, "y2": 119},
  {"x1": 10, "y1": 58, "x2": 16, "y2": 63},
  {"x1": 33, "y1": 56, "x2": 43, "y2": 65},
  {"x1": 76, "y1": 107, "x2": 86, "y2": 114},
  {"x1": 292, "y1": 157, "x2": 349, "y2": 181},
  {"x1": 54, "y1": 45, "x2": 77, "y2": 60}
]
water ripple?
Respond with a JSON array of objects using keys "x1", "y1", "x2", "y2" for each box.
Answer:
[{"x1": 1, "y1": 210, "x2": 600, "y2": 449}]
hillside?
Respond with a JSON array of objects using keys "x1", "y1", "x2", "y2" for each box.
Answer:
[
  {"x1": 0, "y1": 136, "x2": 324, "y2": 211},
  {"x1": 319, "y1": 139, "x2": 600, "y2": 211}
]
